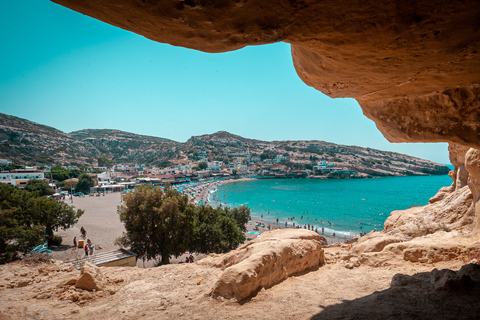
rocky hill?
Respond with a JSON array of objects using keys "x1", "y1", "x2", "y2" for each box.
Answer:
[
  {"x1": 69, "y1": 129, "x2": 180, "y2": 166},
  {"x1": 0, "y1": 113, "x2": 180, "y2": 166},
  {"x1": 0, "y1": 113, "x2": 100, "y2": 166},
  {"x1": 183, "y1": 131, "x2": 450, "y2": 177},
  {"x1": 0, "y1": 113, "x2": 449, "y2": 176}
]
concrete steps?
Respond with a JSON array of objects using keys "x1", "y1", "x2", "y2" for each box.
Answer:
[{"x1": 65, "y1": 248, "x2": 136, "y2": 270}]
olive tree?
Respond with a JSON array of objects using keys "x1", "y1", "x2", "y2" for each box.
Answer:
[{"x1": 117, "y1": 185, "x2": 247, "y2": 265}]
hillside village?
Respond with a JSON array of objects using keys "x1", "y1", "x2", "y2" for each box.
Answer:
[
  {"x1": 0, "y1": 113, "x2": 450, "y2": 192},
  {"x1": 1, "y1": 143, "x2": 448, "y2": 194}
]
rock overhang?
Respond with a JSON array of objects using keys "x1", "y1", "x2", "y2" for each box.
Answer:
[{"x1": 51, "y1": 0, "x2": 480, "y2": 147}]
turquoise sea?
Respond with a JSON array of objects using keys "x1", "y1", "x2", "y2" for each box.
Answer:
[{"x1": 208, "y1": 172, "x2": 453, "y2": 238}]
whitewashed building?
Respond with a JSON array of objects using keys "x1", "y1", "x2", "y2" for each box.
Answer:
[{"x1": 0, "y1": 169, "x2": 45, "y2": 188}]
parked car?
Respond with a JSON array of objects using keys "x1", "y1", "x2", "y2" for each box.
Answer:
[{"x1": 73, "y1": 192, "x2": 85, "y2": 197}]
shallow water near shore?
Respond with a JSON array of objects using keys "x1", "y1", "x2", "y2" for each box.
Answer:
[{"x1": 209, "y1": 174, "x2": 452, "y2": 238}]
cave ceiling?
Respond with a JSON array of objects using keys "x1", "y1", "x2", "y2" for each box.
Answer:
[{"x1": 51, "y1": 0, "x2": 480, "y2": 148}]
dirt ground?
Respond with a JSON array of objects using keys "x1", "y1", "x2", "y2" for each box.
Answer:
[{"x1": 0, "y1": 245, "x2": 476, "y2": 320}]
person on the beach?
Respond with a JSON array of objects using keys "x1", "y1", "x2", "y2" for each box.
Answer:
[
  {"x1": 322, "y1": 227, "x2": 324, "y2": 234},
  {"x1": 333, "y1": 232, "x2": 336, "y2": 237},
  {"x1": 73, "y1": 236, "x2": 77, "y2": 249}
]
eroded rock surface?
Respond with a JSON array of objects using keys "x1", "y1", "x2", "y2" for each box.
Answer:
[
  {"x1": 203, "y1": 229, "x2": 324, "y2": 301},
  {"x1": 75, "y1": 262, "x2": 106, "y2": 291}
]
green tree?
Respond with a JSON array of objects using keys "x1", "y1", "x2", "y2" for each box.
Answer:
[
  {"x1": 0, "y1": 184, "x2": 44, "y2": 263},
  {"x1": 222, "y1": 158, "x2": 229, "y2": 164},
  {"x1": 117, "y1": 185, "x2": 246, "y2": 265},
  {"x1": 25, "y1": 179, "x2": 54, "y2": 197},
  {"x1": 198, "y1": 161, "x2": 208, "y2": 170},
  {"x1": 230, "y1": 205, "x2": 251, "y2": 232},
  {"x1": 76, "y1": 173, "x2": 94, "y2": 193},
  {"x1": 98, "y1": 156, "x2": 112, "y2": 167},
  {"x1": 117, "y1": 185, "x2": 191, "y2": 265},
  {"x1": 30, "y1": 197, "x2": 84, "y2": 245},
  {"x1": 0, "y1": 184, "x2": 83, "y2": 263},
  {"x1": 191, "y1": 206, "x2": 245, "y2": 254},
  {"x1": 51, "y1": 165, "x2": 69, "y2": 182},
  {"x1": 67, "y1": 168, "x2": 82, "y2": 179}
]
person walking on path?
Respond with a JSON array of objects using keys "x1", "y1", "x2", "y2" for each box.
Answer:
[
  {"x1": 73, "y1": 236, "x2": 77, "y2": 250},
  {"x1": 84, "y1": 243, "x2": 89, "y2": 257},
  {"x1": 80, "y1": 226, "x2": 86, "y2": 239}
]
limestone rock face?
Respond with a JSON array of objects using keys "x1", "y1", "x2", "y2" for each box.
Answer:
[
  {"x1": 75, "y1": 262, "x2": 106, "y2": 291},
  {"x1": 384, "y1": 185, "x2": 474, "y2": 237},
  {"x1": 449, "y1": 143, "x2": 471, "y2": 190},
  {"x1": 206, "y1": 229, "x2": 324, "y2": 301},
  {"x1": 51, "y1": 0, "x2": 480, "y2": 148},
  {"x1": 465, "y1": 148, "x2": 480, "y2": 231}
]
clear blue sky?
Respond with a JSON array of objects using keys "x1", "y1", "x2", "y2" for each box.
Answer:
[{"x1": 0, "y1": 1, "x2": 450, "y2": 164}]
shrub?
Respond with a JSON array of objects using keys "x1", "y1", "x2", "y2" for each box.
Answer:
[{"x1": 50, "y1": 235, "x2": 63, "y2": 246}]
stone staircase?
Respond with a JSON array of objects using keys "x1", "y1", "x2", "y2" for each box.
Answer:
[{"x1": 64, "y1": 248, "x2": 136, "y2": 270}]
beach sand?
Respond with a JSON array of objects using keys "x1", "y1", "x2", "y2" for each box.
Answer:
[
  {"x1": 51, "y1": 182, "x2": 346, "y2": 267},
  {"x1": 51, "y1": 193, "x2": 199, "y2": 267},
  {"x1": 50, "y1": 193, "x2": 125, "y2": 262}
]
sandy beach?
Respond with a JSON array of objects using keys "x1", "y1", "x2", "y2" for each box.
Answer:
[
  {"x1": 50, "y1": 193, "x2": 126, "y2": 262},
  {"x1": 51, "y1": 192, "x2": 203, "y2": 267},
  {"x1": 50, "y1": 181, "x2": 347, "y2": 266}
]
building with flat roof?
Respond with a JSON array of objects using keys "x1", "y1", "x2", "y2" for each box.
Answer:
[{"x1": 0, "y1": 169, "x2": 44, "y2": 188}]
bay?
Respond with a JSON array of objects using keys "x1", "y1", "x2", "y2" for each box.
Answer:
[{"x1": 208, "y1": 173, "x2": 453, "y2": 238}]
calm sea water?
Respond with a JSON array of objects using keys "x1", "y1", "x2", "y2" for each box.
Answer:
[{"x1": 208, "y1": 173, "x2": 452, "y2": 238}]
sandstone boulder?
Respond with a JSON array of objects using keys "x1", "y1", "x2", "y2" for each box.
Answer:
[
  {"x1": 75, "y1": 262, "x2": 106, "y2": 291},
  {"x1": 350, "y1": 233, "x2": 405, "y2": 255},
  {"x1": 209, "y1": 229, "x2": 324, "y2": 301}
]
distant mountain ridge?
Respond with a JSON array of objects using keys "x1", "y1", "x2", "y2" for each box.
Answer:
[
  {"x1": 0, "y1": 112, "x2": 450, "y2": 177},
  {"x1": 0, "y1": 113, "x2": 179, "y2": 166}
]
